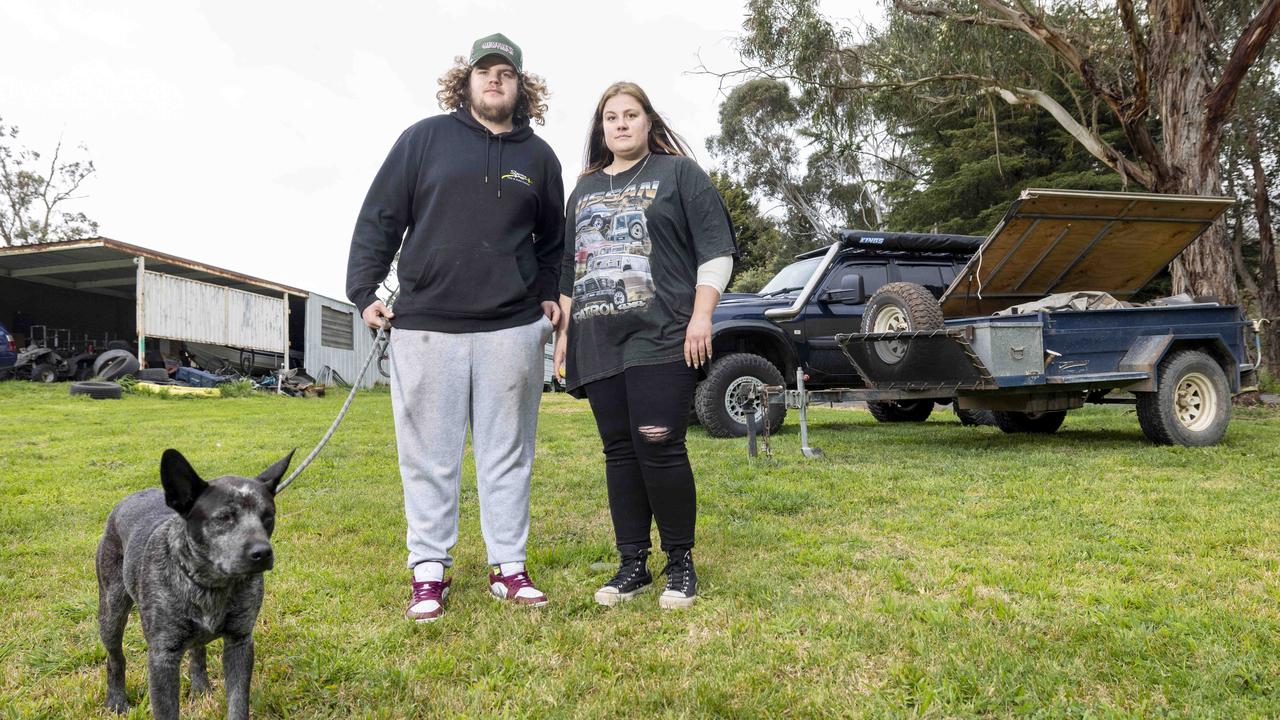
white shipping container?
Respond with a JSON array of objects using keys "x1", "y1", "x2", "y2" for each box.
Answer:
[{"x1": 141, "y1": 271, "x2": 285, "y2": 352}]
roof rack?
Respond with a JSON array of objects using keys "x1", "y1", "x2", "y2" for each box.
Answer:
[{"x1": 797, "y1": 230, "x2": 985, "y2": 259}]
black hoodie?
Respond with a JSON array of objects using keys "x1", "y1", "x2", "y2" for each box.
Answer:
[{"x1": 346, "y1": 109, "x2": 565, "y2": 332}]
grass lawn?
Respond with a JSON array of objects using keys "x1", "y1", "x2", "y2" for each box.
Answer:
[{"x1": 2, "y1": 381, "x2": 1279, "y2": 718}]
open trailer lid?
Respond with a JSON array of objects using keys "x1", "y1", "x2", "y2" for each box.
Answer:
[{"x1": 939, "y1": 189, "x2": 1235, "y2": 317}]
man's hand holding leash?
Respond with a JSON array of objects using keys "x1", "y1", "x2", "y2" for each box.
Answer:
[{"x1": 362, "y1": 300, "x2": 394, "y2": 330}]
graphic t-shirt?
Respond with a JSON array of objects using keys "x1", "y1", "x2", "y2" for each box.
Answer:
[{"x1": 558, "y1": 154, "x2": 736, "y2": 396}]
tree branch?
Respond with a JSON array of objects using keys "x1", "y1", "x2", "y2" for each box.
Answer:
[
  {"x1": 985, "y1": 83, "x2": 1155, "y2": 187},
  {"x1": 972, "y1": 0, "x2": 1169, "y2": 184},
  {"x1": 39, "y1": 138, "x2": 65, "y2": 243},
  {"x1": 1117, "y1": 0, "x2": 1150, "y2": 120},
  {"x1": 891, "y1": 0, "x2": 1021, "y2": 30},
  {"x1": 1201, "y1": 0, "x2": 1280, "y2": 167}
]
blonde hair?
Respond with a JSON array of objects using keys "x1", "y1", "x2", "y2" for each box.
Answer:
[
  {"x1": 435, "y1": 57, "x2": 549, "y2": 126},
  {"x1": 581, "y1": 82, "x2": 692, "y2": 177}
]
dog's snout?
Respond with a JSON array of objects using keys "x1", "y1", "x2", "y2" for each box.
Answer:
[{"x1": 248, "y1": 543, "x2": 273, "y2": 565}]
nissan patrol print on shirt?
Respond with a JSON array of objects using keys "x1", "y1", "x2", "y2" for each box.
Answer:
[{"x1": 570, "y1": 181, "x2": 658, "y2": 322}]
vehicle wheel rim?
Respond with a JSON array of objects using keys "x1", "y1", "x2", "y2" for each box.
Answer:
[
  {"x1": 872, "y1": 306, "x2": 910, "y2": 363},
  {"x1": 614, "y1": 290, "x2": 626, "y2": 307},
  {"x1": 630, "y1": 223, "x2": 644, "y2": 240},
  {"x1": 724, "y1": 376, "x2": 765, "y2": 425},
  {"x1": 1174, "y1": 372, "x2": 1216, "y2": 431}
]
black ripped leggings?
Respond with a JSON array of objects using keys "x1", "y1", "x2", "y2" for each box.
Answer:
[{"x1": 584, "y1": 360, "x2": 697, "y2": 552}]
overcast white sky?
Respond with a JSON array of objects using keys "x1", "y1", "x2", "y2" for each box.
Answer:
[{"x1": 2, "y1": 1, "x2": 881, "y2": 300}]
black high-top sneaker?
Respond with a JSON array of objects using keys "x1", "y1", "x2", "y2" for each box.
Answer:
[
  {"x1": 594, "y1": 545, "x2": 652, "y2": 606},
  {"x1": 659, "y1": 548, "x2": 697, "y2": 609}
]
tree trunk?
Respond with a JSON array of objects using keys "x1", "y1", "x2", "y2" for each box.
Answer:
[
  {"x1": 1245, "y1": 126, "x2": 1280, "y2": 377},
  {"x1": 1152, "y1": 0, "x2": 1239, "y2": 305}
]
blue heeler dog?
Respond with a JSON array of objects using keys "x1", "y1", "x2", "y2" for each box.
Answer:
[{"x1": 96, "y1": 448, "x2": 293, "y2": 718}]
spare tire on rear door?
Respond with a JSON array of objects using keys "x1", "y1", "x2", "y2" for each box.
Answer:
[{"x1": 860, "y1": 282, "x2": 945, "y2": 423}]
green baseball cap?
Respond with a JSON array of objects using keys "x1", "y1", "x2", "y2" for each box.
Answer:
[{"x1": 469, "y1": 33, "x2": 522, "y2": 72}]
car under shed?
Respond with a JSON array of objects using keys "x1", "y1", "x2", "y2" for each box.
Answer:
[{"x1": 0, "y1": 237, "x2": 382, "y2": 388}]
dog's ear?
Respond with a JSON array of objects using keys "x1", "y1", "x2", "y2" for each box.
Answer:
[
  {"x1": 161, "y1": 449, "x2": 208, "y2": 518},
  {"x1": 256, "y1": 449, "x2": 295, "y2": 495}
]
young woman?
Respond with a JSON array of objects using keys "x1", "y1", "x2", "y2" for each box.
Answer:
[{"x1": 554, "y1": 82, "x2": 735, "y2": 609}]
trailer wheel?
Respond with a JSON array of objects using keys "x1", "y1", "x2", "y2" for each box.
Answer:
[
  {"x1": 69, "y1": 381, "x2": 123, "y2": 400},
  {"x1": 992, "y1": 410, "x2": 1066, "y2": 434},
  {"x1": 866, "y1": 400, "x2": 934, "y2": 422},
  {"x1": 695, "y1": 352, "x2": 786, "y2": 438},
  {"x1": 31, "y1": 363, "x2": 58, "y2": 383},
  {"x1": 1136, "y1": 349, "x2": 1230, "y2": 446},
  {"x1": 955, "y1": 407, "x2": 996, "y2": 426},
  {"x1": 861, "y1": 282, "x2": 944, "y2": 364}
]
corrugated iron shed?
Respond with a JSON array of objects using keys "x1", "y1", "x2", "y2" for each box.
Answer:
[{"x1": 0, "y1": 237, "x2": 308, "y2": 298}]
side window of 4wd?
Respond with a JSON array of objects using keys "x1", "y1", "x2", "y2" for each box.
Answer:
[
  {"x1": 896, "y1": 264, "x2": 948, "y2": 296},
  {"x1": 827, "y1": 263, "x2": 888, "y2": 297}
]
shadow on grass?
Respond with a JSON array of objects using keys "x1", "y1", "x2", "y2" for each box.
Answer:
[{"x1": 782, "y1": 426, "x2": 1166, "y2": 461}]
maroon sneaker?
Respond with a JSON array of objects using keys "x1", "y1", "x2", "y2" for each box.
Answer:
[
  {"x1": 488, "y1": 569, "x2": 548, "y2": 606},
  {"x1": 406, "y1": 577, "x2": 451, "y2": 622}
]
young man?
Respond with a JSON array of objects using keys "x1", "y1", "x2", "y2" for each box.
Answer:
[{"x1": 346, "y1": 33, "x2": 564, "y2": 621}]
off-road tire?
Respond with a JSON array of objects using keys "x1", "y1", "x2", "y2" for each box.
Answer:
[
  {"x1": 866, "y1": 399, "x2": 934, "y2": 422},
  {"x1": 992, "y1": 410, "x2": 1067, "y2": 434},
  {"x1": 861, "y1": 282, "x2": 945, "y2": 334},
  {"x1": 1136, "y1": 349, "x2": 1230, "y2": 446},
  {"x1": 955, "y1": 407, "x2": 996, "y2": 426},
  {"x1": 69, "y1": 380, "x2": 123, "y2": 400},
  {"x1": 31, "y1": 363, "x2": 58, "y2": 383},
  {"x1": 861, "y1": 282, "x2": 944, "y2": 367},
  {"x1": 695, "y1": 353, "x2": 786, "y2": 438},
  {"x1": 135, "y1": 368, "x2": 170, "y2": 382}
]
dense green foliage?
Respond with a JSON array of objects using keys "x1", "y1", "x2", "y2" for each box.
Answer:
[{"x1": 708, "y1": 0, "x2": 1278, "y2": 340}]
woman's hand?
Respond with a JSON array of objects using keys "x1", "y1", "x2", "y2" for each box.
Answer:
[
  {"x1": 684, "y1": 314, "x2": 713, "y2": 369},
  {"x1": 685, "y1": 284, "x2": 720, "y2": 369},
  {"x1": 553, "y1": 329, "x2": 569, "y2": 380}
]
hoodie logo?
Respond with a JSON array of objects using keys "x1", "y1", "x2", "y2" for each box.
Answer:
[{"x1": 502, "y1": 169, "x2": 533, "y2": 187}]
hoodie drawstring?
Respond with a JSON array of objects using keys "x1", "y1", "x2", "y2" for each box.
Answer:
[
  {"x1": 484, "y1": 134, "x2": 491, "y2": 187},
  {"x1": 496, "y1": 136, "x2": 504, "y2": 199}
]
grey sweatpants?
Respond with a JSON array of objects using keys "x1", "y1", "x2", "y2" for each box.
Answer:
[{"x1": 389, "y1": 314, "x2": 553, "y2": 568}]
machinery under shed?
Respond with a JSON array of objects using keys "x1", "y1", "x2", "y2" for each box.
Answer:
[{"x1": 0, "y1": 237, "x2": 382, "y2": 388}]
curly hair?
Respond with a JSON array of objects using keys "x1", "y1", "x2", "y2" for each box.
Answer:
[{"x1": 435, "y1": 57, "x2": 549, "y2": 126}]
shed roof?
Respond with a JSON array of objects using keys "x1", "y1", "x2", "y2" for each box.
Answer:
[{"x1": 0, "y1": 237, "x2": 309, "y2": 299}]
